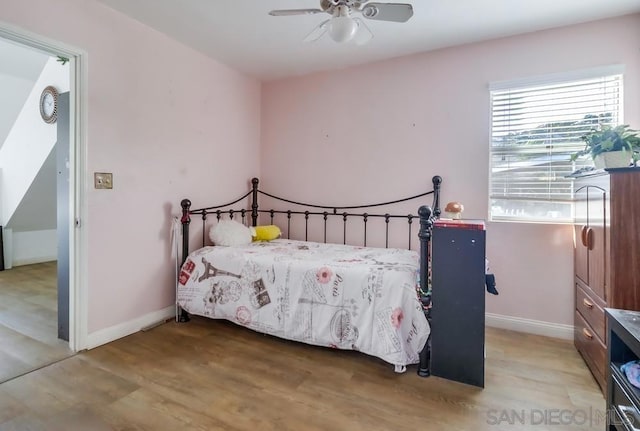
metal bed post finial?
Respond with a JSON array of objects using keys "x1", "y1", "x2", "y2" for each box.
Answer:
[
  {"x1": 431, "y1": 176, "x2": 442, "y2": 218},
  {"x1": 180, "y1": 199, "x2": 191, "y2": 222},
  {"x1": 251, "y1": 177, "x2": 259, "y2": 227}
]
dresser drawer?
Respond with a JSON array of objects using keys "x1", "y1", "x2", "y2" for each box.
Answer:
[
  {"x1": 576, "y1": 283, "x2": 606, "y2": 342},
  {"x1": 575, "y1": 311, "x2": 606, "y2": 388},
  {"x1": 611, "y1": 373, "x2": 640, "y2": 431}
]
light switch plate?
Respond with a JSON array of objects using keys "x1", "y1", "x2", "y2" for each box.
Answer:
[{"x1": 94, "y1": 172, "x2": 113, "y2": 189}]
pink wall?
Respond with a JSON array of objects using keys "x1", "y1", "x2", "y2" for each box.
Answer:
[
  {"x1": 262, "y1": 14, "x2": 640, "y2": 326},
  {"x1": 0, "y1": 0, "x2": 261, "y2": 332}
]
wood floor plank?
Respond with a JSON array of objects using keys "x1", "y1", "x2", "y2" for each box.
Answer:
[
  {"x1": 0, "y1": 349, "x2": 32, "y2": 383},
  {"x1": 0, "y1": 374, "x2": 73, "y2": 418},
  {"x1": 0, "y1": 390, "x2": 27, "y2": 424},
  {"x1": 0, "y1": 415, "x2": 49, "y2": 431},
  {"x1": 97, "y1": 388, "x2": 229, "y2": 431},
  {"x1": 41, "y1": 406, "x2": 114, "y2": 431},
  {"x1": 0, "y1": 299, "x2": 60, "y2": 345},
  {"x1": 0, "y1": 326, "x2": 69, "y2": 368}
]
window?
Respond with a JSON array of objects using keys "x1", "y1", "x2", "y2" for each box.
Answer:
[{"x1": 489, "y1": 66, "x2": 623, "y2": 222}]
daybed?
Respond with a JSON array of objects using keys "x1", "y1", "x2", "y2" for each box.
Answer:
[{"x1": 176, "y1": 176, "x2": 441, "y2": 376}]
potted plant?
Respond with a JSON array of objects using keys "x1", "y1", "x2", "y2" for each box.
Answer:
[{"x1": 571, "y1": 124, "x2": 640, "y2": 169}]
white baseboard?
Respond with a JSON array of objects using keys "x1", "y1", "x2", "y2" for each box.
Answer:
[
  {"x1": 11, "y1": 229, "x2": 57, "y2": 267},
  {"x1": 13, "y1": 255, "x2": 57, "y2": 267},
  {"x1": 85, "y1": 305, "x2": 175, "y2": 350},
  {"x1": 485, "y1": 313, "x2": 574, "y2": 340}
]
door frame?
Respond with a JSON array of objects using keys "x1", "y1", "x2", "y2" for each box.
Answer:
[{"x1": 0, "y1": 22, "x2": 88, "y2": 351}]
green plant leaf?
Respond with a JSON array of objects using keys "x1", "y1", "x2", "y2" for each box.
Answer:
[{"x1": 601, "y1": 139, "x2": 614, "y2": 151}]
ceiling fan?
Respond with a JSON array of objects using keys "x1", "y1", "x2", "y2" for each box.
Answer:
[{"x1": 268, "y1": 0, "x2": 414, "y2": 45}]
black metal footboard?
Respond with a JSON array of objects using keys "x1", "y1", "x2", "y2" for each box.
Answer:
[{"x1": 178, "y1": 176, "x2": 442, "y2": 375}]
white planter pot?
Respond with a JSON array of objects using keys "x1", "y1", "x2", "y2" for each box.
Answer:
[{"x1": 594, "y1": 151, "x2": 632, "y2": 169}]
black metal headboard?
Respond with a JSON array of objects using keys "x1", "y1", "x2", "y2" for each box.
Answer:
[{"x1": 180, "y1": 175, "x2": 441, "y2": 260}]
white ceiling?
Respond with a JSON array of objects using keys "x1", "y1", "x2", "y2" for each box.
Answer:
[{"x1": 96, "y1": 0, "x2": 640, "y2": 81}]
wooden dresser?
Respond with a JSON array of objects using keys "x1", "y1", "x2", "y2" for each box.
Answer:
[{"x1": 574, "y1": 168, "x2": 640, "y2": 392}]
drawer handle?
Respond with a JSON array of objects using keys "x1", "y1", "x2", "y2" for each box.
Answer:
[
  {"x1": 583, "y1": 298, "x2": 594, "y2": 309},
  {"x1": 580, "y1": 225, "x2": 588, "y2": 247},
  {"x1": 582, "y1": 328, "x2": 593, "y2": 340},
  {"x1": 586, "y1": 227, "x2": 595, "y2": 250}
]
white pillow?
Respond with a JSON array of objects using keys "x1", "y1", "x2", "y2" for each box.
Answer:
[{"x1": 209, "y1": 219, "x2": 253, "y2": 246}]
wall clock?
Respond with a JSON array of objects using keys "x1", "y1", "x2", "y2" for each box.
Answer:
[{"x1": 39, "y1": 86, "x2": 58, "y2": 124}]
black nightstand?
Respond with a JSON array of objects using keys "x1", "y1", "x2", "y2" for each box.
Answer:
[
  {"x1": 606, "y1": 308, "x2": 640, "y2": 430},
  {"x1": 430, "y1": 219, "x2": 486, "y2": 388}
]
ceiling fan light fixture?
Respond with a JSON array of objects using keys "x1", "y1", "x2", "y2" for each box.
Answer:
[
  {"x1": 329, "y1": 15, "x2": 358, "y2": 42},
  {"x1": 269, "y1": 1, "x2": 414, "y2": 44}
]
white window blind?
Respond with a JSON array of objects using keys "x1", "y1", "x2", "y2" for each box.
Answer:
[{"x1": 489, "y1": 68, "x2": 623, "y2": 222}]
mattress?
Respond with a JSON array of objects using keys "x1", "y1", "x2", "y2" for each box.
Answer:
[{"x1": 177, "y1": 239, "x2": 430, "y2": 369}]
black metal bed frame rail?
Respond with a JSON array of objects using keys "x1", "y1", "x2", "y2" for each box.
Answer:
[
  {"x1": 181, "y1": 177, "x2": 441, "y2": 250},
  {"x1": 178, "y1": 175, "x2": 442, "y2": 376},
  {"x1": 256, "y1": 209, "x2": 427, "y2": 250}
]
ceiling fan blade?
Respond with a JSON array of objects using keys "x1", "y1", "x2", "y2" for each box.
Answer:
[
  {"x1": 361, "y1": 3, "x2": 413, "y2": 22},
  {"x1": 269, "y1": 9, "x2": 325, "y2": 16},
  {"x1": 303, "y1": 19, "x2": 331, "y2": 42},
  {"x1": 353, "y1": 18, "x2": 373, "y2": 45}
]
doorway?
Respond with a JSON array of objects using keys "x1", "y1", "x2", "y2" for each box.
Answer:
[{"x1": 0, "y1": 24, "x2": 87, "y2": 382}]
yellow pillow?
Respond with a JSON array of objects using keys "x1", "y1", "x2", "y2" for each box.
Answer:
[{"x1": 252, "y1": 225, "x2": 282, "y2": 241}]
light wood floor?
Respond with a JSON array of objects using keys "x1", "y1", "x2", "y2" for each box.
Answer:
[
  {"x1": 0, "y1": 262, "x2": 72, "y2": 384},
  {"x1": 0, "y1": 316, "x2": 604, "y2": 430}
]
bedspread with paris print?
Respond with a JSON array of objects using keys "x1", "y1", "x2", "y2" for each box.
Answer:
[{"x1": 177, "y1": 239, "x2": 429, "y2": 368}]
